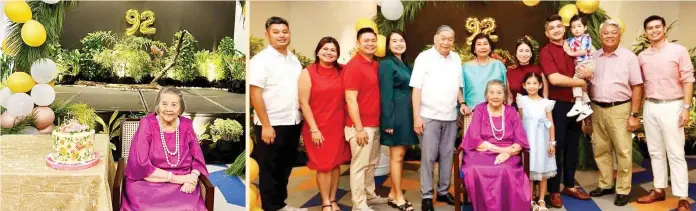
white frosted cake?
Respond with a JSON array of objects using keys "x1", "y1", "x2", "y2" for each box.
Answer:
[{"x1": 50, "y1": 119, "x2": 96, "y2": 165}]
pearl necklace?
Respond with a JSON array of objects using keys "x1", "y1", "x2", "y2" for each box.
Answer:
[
  {"x1": 489, "y1": 106, "x2": 505, "y2": 141},
  {"x1": 158, "y1": 116, "x2": 180, "y2": 167}
]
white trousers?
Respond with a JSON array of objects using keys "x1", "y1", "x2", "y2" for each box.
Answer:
[{"x1": 643, "y1": 100, "x2": 689, "y2": 197}]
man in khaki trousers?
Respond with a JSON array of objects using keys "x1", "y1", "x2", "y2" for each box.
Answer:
[
  {"x1": 343, "y1": 27, "x2": 388, "y2": 211},
  {"x1": 584, "y1": 20, "x2": 643, "y2": 207}
]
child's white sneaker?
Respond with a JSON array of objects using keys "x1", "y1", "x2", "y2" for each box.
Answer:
[
  {"x1": 576, "y1": 104, "x2": 593, "y2": 122},
  {"x1": 567, "y1": 102, "x2": 584, "y2": 117}
]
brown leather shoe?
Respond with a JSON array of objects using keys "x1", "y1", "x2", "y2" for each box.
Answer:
[
  {"x1": 549, "y1": 193, "x2": 563, "y2": 208},
  {"x1": 677, "y1": 199, "x2": 691, "y2": 211},
  {"x1": 562, "y1": 188, "x2": 591, "y2": 200},
  {"x1": 636, "y1": 190, "x2": 666, "y2": 204}
]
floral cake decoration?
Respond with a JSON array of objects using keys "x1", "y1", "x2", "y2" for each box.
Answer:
[{"x1": 56, "y1": 113, "x2": 91, "y2": 133}]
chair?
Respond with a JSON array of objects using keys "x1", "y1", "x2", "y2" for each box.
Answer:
[
  {"x1": 453, "y1": 129, "x2": 530, "y2": 211},
  {"x1": 112, "y1": 118, "x2": 214, "y2": 211}
]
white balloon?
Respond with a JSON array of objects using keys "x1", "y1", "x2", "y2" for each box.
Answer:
[
  {"x1": 42, "y1": 0, "x2": 60, "y2": 4},
  {"x1": 0, "y1": 88, "x2": 12, "y2": 108},
  {"x1": 21, "y1": 126, "x2": 39, "y2": 135},
  {"x1": 6, "y1": 93, "x2": 34, "y2": 117},
  {"x1": 31, "y1": 84, "x2": 55, "y2": 106},
  {"x1": 30, "y1": 58, "x2": 58, "y2": 84},
  {"x1": 381, "y1": 0, "x2": 404, "y2": 21}
]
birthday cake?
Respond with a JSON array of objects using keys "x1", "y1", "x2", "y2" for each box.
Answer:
[{"x1": 49, "y1": 119, "x2": 96, "y2": 165}]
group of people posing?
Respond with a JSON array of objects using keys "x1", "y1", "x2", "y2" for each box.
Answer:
[{"x1": 250, "y1": 13, "x2": 694, "y2": 211}]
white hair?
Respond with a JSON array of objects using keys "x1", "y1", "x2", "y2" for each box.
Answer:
[
  {"x1": 600, "y1": 19, "x2": 621, "y2": 32},
  {"x1": 436, "y1": 25, "x2": 455, "y2": 35}
]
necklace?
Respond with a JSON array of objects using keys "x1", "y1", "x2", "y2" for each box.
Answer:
[
  {"x1": 476, "y1": 57, "x2": 490, "y2": 68},
  {"x1": 489, "y1": 105, "x2": 505, "y2": 140},
  {"x1": 158, "y1": 116, "x2": 181, "y2": 167}
]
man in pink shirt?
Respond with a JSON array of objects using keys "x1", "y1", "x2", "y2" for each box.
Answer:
[
  {"x1": 584, "y1": 20, "x2": 643, "y2": 207},
  {"x1": 636, "y1": 15, "x2": 694, "y2": 211}
]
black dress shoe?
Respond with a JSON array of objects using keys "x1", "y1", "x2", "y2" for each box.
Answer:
[
  {"x1": 436, "y1": 193, "x2": 456, "y2": 205},
  {"x1": 614, "y1": 194, "x2": 630, "y2": 206},
  {"x1": 589, "y1": 187, "x2": 615, "y2": 197},
  {"x1": 421, "y1": 199, "x2": 434, "y2": 211}
]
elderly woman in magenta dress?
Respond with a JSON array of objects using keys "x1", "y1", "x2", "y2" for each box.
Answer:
[
  {"x1": 123, "y1": 87, "x2": 209, "y2": 211},
  {"x1": 460, "y1": 80, "x2": 531, "y2": 211}
]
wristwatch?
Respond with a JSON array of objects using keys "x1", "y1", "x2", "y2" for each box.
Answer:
[
  {"x1": 684, "y1": 104, "x2": 692, "y2": 110},
  {"x1": 630, "y1": 112, "x2": 640, "y2": 118}
]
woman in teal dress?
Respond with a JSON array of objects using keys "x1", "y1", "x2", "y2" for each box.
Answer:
[
  {"x1": 379, "y1": 30, "x2": 417, "y2": 211},
  {"x1": 461, "y1": 34, "x2": 513, "y2": 136}
]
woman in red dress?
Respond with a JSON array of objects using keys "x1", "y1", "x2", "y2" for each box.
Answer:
[
  {"x1": 507, "y1": 36, "x2": 549, "y2": 105},
  {"x1": 298, "y1": 36, "x2": 351, "y2": 211}
]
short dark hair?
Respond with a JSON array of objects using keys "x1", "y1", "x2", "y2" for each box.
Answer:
[
  {"x1": 643, "y1": 15, "x2": 666, "y2": 30},
  {"x1": 570, "y1": 15, "x2": 587, "y2": 26},
  {"x1": 265, "y1": 16, "x2": 289, "y2": 30},
  {"x1": 545, "y1": 14, "x2": 563, "y2": 28},
  {"x1": 470, "y1": 34, "x2": 494, "y2": 56},
  {"x1": 356, "y1": 27, "x2": 376, "y2": 40},
  {"x1": 515, "y1": 37, "x2": 535, "y2": 65}
]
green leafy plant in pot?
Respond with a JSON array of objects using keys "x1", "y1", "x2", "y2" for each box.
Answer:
[{"x1": 201, "y1": 118, "x2": 244, "y2": 164}]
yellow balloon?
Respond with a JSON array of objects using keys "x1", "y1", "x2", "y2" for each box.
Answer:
[
  {"x1": 7, "y1": 72, "x2": 35, "y2": 93},
  {"x1": 355, "y1": 17, "x2": 378, "y2": 34},
  {"x1": 4, "y1": 1, "x2": 32, "y2": 23},
  {"x1": 248, "y1": 158, "x2": 259, "y2": 182},
  {"x1": 2, "y1": 39, "x2": 17, "y2": 57},
  {"x1": 21, "y1": 20, "x2": 47, "y2": 47},
  {"x1": 248, "y1": 138, "x2": 254, "y2": 154},
  {"x1": 558, "y1": 4, "x2": 579, "y2": 26},
  {"x1": 252, "y1": 207, "x2": 263, "y2": 211},
  {"x1": 375, "y1": 34, "x2": 386, "y2": 57},
  {"x1": 48, "y1": 80, "x2": 55, "y2": 87},
  {"x1": 248, "y1": 185, "x2": 259, "y2": 207},
  {"x1": 615, "y1": 19, "x2": 626, "y2": 34},
  {"x1": 576, "y1": 0, "x2": 600, "y2": 14},
  {"x1": 523, "y1": 0, "x2": 540, "y2": 6}
]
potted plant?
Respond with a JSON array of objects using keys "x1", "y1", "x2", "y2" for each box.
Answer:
[{"x1": 201, "y1": 118, "x2": 244, "y2": 164}]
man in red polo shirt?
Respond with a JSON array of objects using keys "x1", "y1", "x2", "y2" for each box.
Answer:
[
  {"x1": 539, "y1": 14, "x2": 593, "y2": 208},
  {"x1": 343, "y1": 27, "x2": 388, "y2": 211}
]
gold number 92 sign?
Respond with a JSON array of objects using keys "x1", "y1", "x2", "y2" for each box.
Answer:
[{"x1": 125, "y1": 9, "x2": 156, "y2": 36}]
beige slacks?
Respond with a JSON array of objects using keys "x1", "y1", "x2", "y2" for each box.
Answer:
[
  {"x1": 590, "y1": 103, "x2": 633, "y2": 194},
  {"x1": 345, "y1": 126, "x2": 381, "y2": 209}
]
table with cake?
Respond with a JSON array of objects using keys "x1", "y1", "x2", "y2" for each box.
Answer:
[{"x1": 0, "y1": 118, "x2": 116, "y2": 211}]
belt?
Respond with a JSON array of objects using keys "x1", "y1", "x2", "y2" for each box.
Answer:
[
  {"x1": 593, "y1": 100, "x2": 629, "y2": 108},
  {"x1": 646, "y1": 97, "x2": 682, "y2": 104}
]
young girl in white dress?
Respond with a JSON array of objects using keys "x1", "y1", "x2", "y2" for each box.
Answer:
[{"x1": 516, "y1": 72, "x2": 557, "y2": 211}]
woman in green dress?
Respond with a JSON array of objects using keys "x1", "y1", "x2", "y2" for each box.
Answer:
[{"x1": 379, "y1": 30, "x2": 417, "y2": 211}]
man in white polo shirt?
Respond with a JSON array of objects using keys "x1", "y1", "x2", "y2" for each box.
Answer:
[
  {"x1": 410, "y1": 25, "x2": 464, "y2": 211},
  {"x1": 249, "y1": 16, "x2": 306, "y2": 211}
]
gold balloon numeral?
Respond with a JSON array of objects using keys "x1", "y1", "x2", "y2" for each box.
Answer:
[
  {"x1": 139, "y1": 10, "x2": 156, "y2": 35},
  {"x1": 125, "y1": 9, "x2": 140, "y2": 36},
  {"x1": 465, "y1": 17, "x2": 499, "y2": 44},
  {"x1": 125, "y1": 9, "x2": 156, "y2": 36}
]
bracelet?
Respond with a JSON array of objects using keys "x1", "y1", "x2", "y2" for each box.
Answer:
[
  {"x1": 310, "y1": 129, "x2": 319, "y2": 133},
  {"x1": 167, "y1": 172, "x2": 172, "y2": 183}
]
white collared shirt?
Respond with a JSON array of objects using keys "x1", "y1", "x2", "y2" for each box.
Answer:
[
  {"x1": 410, "y1": 47, "x2": 463, "y2": 121},
  {"x1": 249, "y1": 45, "x2": 303, "y2": 126}
]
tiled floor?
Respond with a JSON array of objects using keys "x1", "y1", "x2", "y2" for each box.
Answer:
[
  {"x1": 206, "y1": 164, "x2": 246, "y2": 211},
  {"x1": 284, "y1": 156, "x2": 696, "y2": 211}
]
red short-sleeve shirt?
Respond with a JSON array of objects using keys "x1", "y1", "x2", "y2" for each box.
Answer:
[
  {"x1": 539, "y1": 42, "x2": 576, "y2": 102},
  {"x1": 343, "y1": 54, "x2": 381, "y2": 127}
]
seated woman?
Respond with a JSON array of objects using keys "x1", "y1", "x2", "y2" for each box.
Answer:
[
  {"x1": 122, "y1": 86, "x2": 209, "y2": 211},
  {"x1": 460, "y1": 79, "x2": 531, "y2": 211}
]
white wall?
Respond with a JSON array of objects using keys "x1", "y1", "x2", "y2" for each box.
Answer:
[
  {"x1": 251, "y1": 1, "x2": 376, "y2": 63},
  {"x1": 598, "y1": 1, "x2": 695, "y2": 49}
]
